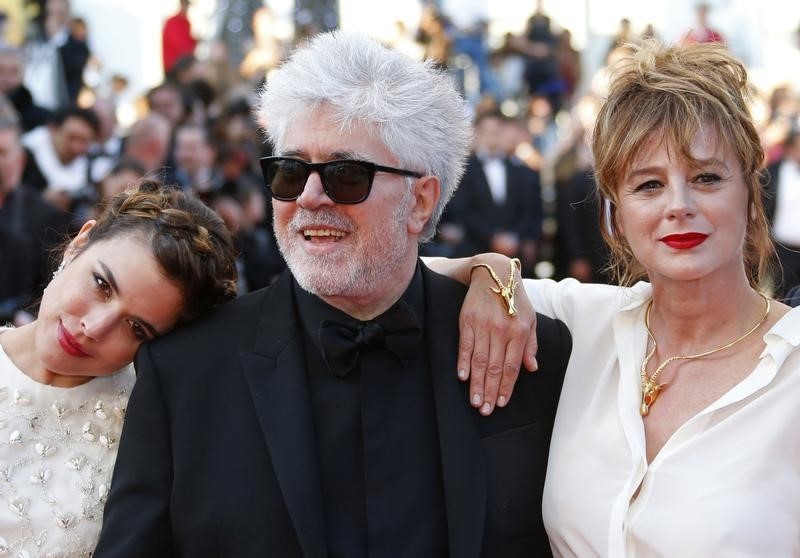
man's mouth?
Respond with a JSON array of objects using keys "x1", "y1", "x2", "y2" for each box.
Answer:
[{"x1": 302, "y1": 228, "x2": 347, "y2": 241}]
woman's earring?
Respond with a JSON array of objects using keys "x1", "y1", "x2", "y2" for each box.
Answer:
[{"x1": 52, "y1": 259, "x2": 67, "y2": 280}]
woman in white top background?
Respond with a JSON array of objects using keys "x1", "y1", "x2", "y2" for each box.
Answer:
[
  {"x1": 434, "y1": 40, "x2": 799, "y2": 556},
  {"x1": 0, "y1": 182, "x2": 237, "y2": 556}
]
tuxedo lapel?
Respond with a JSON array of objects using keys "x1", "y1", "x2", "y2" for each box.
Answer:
[
  {"x1": 503, "y1": 160, "x2": 521, "y2": 208},
  {"x1": 240, "y1": 273, "x2": 327, "y2": 558},
  {"x1": 422, "y1": 265, "x2": 487, "y2": 558}
]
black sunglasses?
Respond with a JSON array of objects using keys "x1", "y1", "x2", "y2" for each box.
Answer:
[{"x1": 260, "y1": 156, "x2": 423, "y2": 204}]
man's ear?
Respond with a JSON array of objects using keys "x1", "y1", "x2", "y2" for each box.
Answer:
[{"x1": 406, "y1": 175, "x2": 440, "y2": 236}]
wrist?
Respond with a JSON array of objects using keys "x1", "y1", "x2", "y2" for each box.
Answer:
[
  {"x1": 469, "y1": 256, "x2": 522, "y2": 316},
  {"x1": 469, "y1": 253, "x2": 515, "y2": 281}
]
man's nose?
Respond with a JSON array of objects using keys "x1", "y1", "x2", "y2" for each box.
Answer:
[{"x1": 296, "y1": 170, "x2": 335, "y2": 209}]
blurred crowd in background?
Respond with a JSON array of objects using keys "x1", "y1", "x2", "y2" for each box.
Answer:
[{"x1": 1, "y1": 0, "x2": 800, "y2": 327}]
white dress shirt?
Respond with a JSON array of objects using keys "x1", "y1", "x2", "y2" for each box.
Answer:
[
  {"x1": 524, "y1": 279, "x2": 800, "y2": 558},
  {"x1": 22, "y1": 127, "x2": 89, "y2": 194},
  {"x1": 481, "y1": 156, "x2": 507, "y2": 205}
]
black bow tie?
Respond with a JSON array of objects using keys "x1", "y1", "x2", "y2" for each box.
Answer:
[{"x1": 318, "y1": 301, "x2": 421, "y2": 378}]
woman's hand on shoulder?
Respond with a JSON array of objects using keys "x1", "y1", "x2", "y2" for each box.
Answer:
[{"x1": 424, "y1": 254, "x2": 538, "y2": 415}]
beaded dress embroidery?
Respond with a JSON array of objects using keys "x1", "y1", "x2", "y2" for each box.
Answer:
[{"x1": 0, "y1": 332, "x2": 134, "y2": 557}]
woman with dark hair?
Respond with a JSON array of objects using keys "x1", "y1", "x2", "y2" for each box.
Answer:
[{"x1": 0, "y1": 181, "x2": 237, "y2": 555}]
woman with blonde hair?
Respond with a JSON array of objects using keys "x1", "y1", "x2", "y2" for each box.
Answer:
[{"x1": 435, "y1": 40, "x2": 799, "y2": 556}]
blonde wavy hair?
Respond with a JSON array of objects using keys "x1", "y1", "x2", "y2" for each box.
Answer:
[{"x1": 592, "y1": 41, "x2": 774, "y2": 287}]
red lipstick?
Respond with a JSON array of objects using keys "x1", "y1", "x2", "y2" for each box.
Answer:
[
  {"x1": 661, "y1": 233, "x2": 708, "y2": 250},
  {"x1": 58, "y1": 322, "x2": 88, "y2": 357}
]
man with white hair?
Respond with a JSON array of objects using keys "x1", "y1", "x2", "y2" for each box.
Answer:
[{"x1": 96, "y1": 32, "x2": 570, "y2": 558}]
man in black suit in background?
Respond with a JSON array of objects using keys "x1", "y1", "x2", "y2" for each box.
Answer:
[
  {"x1": 0, "y1": 115, "x2": 72, "y2": 324},
  {"x1": 447, "y1": 110, "x2": 543, "y2": 273},
  {"x1": 96, "y1": 31, "x2": 570, "y2": 558},
  {"x1": 764, "y1": 128, "x2": 800, "y2": 297}
]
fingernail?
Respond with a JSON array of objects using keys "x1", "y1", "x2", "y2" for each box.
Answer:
[
  {"x1": 458, "y1": 369, "x2": 468, "y2": 380},
  {"x1": 472, "y1": 393, "x2": 481, "y2": 406},
  {"x1": 481, "y1": 403, "x2": 492, "y2": 415},
  {"x1": 532, "y1": 357, "x2": 539, "y2": 371},
  {"x1": 497, "y1": 395, "x2": 507, "y2": 407}
]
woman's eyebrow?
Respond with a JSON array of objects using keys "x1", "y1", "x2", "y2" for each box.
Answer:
[{"x1": 99, "y1": 260, "x2": 160, "y2": 338}]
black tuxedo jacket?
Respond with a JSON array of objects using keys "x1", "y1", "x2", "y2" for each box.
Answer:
[
  {"x1": 554, "y1": 170, "x2": 611, "y2": 283},
  {"x1": 448, "y1": 154, "x2": 542, "y2": 257},
  {"x1": 787, "y1": 285, "x2": 800, "y2": 307},
  {"x1": 95, "y1": 264, "x2": 571, "y2": 558},
  {"x1": 0, "y1": 223, "x2": 34, "y2": 322},
  {"x1": 0, "y1": 184, "x2": 73, "y2": 297}
]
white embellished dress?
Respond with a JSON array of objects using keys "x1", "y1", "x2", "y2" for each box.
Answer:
[{"x1": 0, "y1": 333, "x2": 134, "y2": 558}]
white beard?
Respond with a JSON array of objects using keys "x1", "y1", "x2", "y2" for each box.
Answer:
[{"x1": 275, "y1": 191, "x2": 413, "y2": 298}]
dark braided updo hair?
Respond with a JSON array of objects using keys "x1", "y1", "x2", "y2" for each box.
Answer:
[{"x1": 75, "y1": 180, "x2": 238, "y2": 323}]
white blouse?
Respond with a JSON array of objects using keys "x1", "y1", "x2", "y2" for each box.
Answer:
[
  {"x1": 0, "y1": 334, "x2": 134, "y2": 557},
  {"x1": 527, "y1": 279, "x2": 800, "y2": 558}
]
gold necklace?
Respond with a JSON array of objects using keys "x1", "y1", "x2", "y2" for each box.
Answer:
[{"x1": 639, "y1": 293, "x2": 770, "y2": 416}]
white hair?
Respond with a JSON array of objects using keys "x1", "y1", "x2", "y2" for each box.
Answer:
[{"x1": 258, "y1": 31, "x2": 472, "y2": 241}]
